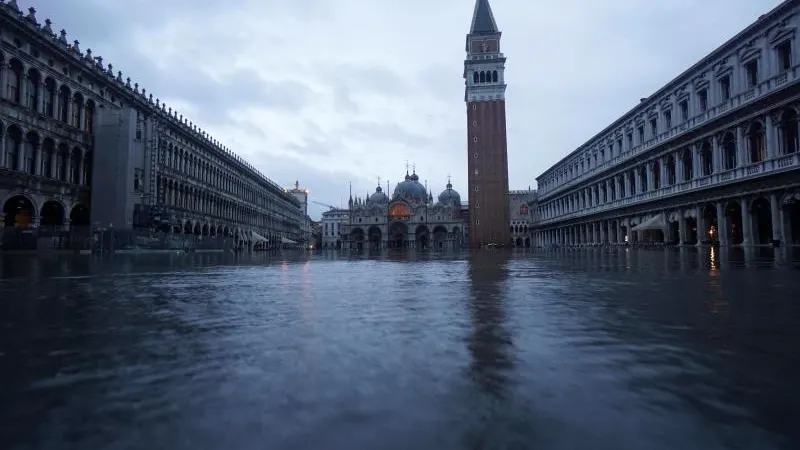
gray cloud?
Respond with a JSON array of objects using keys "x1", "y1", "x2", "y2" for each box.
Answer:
[{"x1": 29, "y1": 0, "x2": 784, "y2": 219}]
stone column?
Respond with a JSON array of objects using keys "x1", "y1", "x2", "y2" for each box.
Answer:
[
  {"x1": 20, "y1": 70, "x2": 28, "y2": 108},
  {"x1": 736, "y1": 126, "x2": 746, "y2": 166},
  {"x1": 677, "y1": 210, "x2": 685, "y2": 245},
  {"x1": 616, "y1": 221, "x2": 623, "y2": 245},
  {"x1": 0, "y1": 133, "x2": 6, "y2": 169},
  {"x1": 696, "y1": 205, "x2": 704, "y2": 246},
  {"x1": 624, "y1": 172, "x2": 631, "y2": 197},
  {"x1": 710, "y1": 135, "x2": 720, "y2": 173},
  {"x1": 693, "y1": 144, "x2": 702, "y2": 178},
  {"x1": 38, "y1": 82, "x2": 46, "y2": 114},
  {"x1": 770, "y1": 193, "x2": 781, "y2": 245},
  {"x1": 740, "y1": 197, "x2": 752, "y2": 246},
  {"x1": 635, "y1": 166, "x2": 643, "y2": 193},
  {"x1": 647, "y1": 162, "x2": 655, "y2": 191},
  {"x1": 33, "y1": 143, "x2": 42, "y2": 176},
  {"x1": 0, "y1": 62, "x2": 7, "y2": 102},
  {"x1": 765, "y1": 114, "x2": 776, "y2": 160},
  {"x1": 716, "y1": 202, "x2": 727, "y2": 246},
  {"x1": 675, "y1": 151, "x2": 684, "y2": 183},
  {"x1": 16, "y1": 142, "x2": 24, "y2": 172}
]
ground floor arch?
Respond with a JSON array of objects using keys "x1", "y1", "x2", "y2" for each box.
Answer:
[
  {"x1": 750, "y1": 197, "x2": 773, "y2": 245},
  {"x1": 432, "y1": 225, "x2": 448, "y2": 250},
  {"x1": 351, "y1": 227, "x2": 365, "y2": 251},
  {"x1": 389, "y1": 221, "x2": 408, "y2": 249},
  {"x1": 40, "y1": 200, "x2": 66, "y2": 229},
  {"x1": 415, "y1": 225, "x2": 429, "y2": 250},
  {"x1": 69, "y1": 203, "x2": 90, "y2": 227},
  {"x1": 3, "y1": 195, "x2": 36, "y2": 228},
  {"x1": 367, "y1": 225, "x2": 382, "y2": 250}
]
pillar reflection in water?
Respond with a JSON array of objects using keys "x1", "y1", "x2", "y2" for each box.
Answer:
[{"x1": 465, "y1": 251, "x2": 514, "y2": 398}]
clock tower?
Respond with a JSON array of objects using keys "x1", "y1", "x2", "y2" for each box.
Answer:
[{"x1": 464, "y1": 0, "x2": 510, "y2": 248}]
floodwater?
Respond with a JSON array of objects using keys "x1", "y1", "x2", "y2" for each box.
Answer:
[{"x1": 1, "y1": 248, "x2": 799, "y2": 450}]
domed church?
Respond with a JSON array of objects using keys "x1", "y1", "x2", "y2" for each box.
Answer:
[{"x1": 341, "y1": 168, "x2": 466, "y2": 251}]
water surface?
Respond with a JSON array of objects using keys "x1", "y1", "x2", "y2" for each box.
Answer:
[{"x1": 1, "y1": 248, "x2": 798, "y2": 450}]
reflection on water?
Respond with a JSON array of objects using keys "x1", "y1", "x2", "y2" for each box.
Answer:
[
  {"x1": 466, "y1": 252, "x2": 513, "y2": 398},
  {"x1": 0, "y1": 247, "x2": 799, "y2": 450}
]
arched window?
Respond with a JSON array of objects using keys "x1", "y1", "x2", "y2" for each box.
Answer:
[
  {"x1": 492, "y1": 70, "x2": 498, "y2": 82},
  {"x1": 6, "y1": 59, "x2": 23, "y2": 103}
]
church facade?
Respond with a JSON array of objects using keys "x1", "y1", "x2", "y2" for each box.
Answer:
[{"x1": 341, "y1": 169, "x2": 466, "y2": 251}]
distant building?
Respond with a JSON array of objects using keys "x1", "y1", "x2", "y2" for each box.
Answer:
[
  {"x1": 340, "y1": 168, "x2": 466, "y2": 251},
  {"x1": 321, "y1": 208, "x2": 350, "y2": 249},
  {"x1": 509, "y1": 189, "x2": 536, "y2": 247}
]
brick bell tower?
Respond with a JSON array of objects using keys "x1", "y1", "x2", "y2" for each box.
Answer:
[{"x1": 464, "y1": 0, "x2": 510, "y2": 248}]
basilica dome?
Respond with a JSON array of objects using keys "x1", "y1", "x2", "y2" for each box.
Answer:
[
  {"x1": 438, "y1": 181, "x2": 462, "y2": 206},
  {"x1": 393, "y1": 171, "x2": 428, "y2": 200},
  {"x1": 368, "y1": 185, "x2": 389, "y2": 204}
]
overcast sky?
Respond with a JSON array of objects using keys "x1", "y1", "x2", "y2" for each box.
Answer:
[{"x1": 33, "y1": 0, "x2": 782, "y2": 219}]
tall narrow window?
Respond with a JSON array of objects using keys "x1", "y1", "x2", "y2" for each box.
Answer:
[
  {"x1": 679, "y1": 100, "x2": 688, "y2": 121},
  {"x1": 650, "y1": 118, "x2": 657, "y2": 137},
  {"x1": 719, "y1": 75, "x2": 731, "y2": 101},
  {"x1": 777, "y1": 41, "x2": 792, "y2": 72},
  {"x1": 745, "y1": 60, "x2": 759, "y2": 87},
  {"x1": 698, "y1": 89, "x2": 708, "y2": 112},
  {"x1": 637, "y1": 126, "x2": 644, "y2": 143},
  {"x1": 664, "y1": 110, "x2": 672, "y2": 130}
]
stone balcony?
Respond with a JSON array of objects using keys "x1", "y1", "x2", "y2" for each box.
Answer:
[
  {"x1": 537, "y1": 152, "x2": 800, "y2": 226},
  {"x1": 539, "y1": 65, "x2": 800, "y2": 199}
]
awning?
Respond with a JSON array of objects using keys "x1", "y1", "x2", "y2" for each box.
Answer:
[
  {"x1": 252, "y1": 232, "x2": 268, "y2": 243},
  {"x1": 281, "y1": 237, "x2": 297, "y2": 244},
  {"x1": 631, "y1": 214, "x2": 666, "y2": 231}
]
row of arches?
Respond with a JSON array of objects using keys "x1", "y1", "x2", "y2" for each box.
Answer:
[
  {"x1": 160, "y1": 141, "x2": 275, "y2": 207},
  {"x1": 472, "y1": 70, "x2": 499, "y2": 84},
  {"x1": 0, "y1": 123, "x2": 89, "y2": 183},
  {"x1": 2, "y1": 54, "x2": 96, "y2": 133},
  {"x1": 542, "y1": 108, "x2": 800, "y2": 219},
  {"x1": 349, "y1": 223, "x2": 463, "y2": 251},
  {"x1": 544, "y1": 106, "x2": 800, "y2": 198},
  {"x1": 2, "y1": 195, "x2": 89, "y2": 229},
  {"x1": 159, "y1": 177, "x2": 282, "y2": 230},
  {"x1": 543, "y1": 192, "x2": 800, "y2": 248}
]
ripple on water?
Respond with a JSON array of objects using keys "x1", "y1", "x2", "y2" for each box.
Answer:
[{"x1": 0, "y1": 250, "x2": 798, "y2": 450}]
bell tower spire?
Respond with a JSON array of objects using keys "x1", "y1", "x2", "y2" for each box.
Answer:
[{"x1": 463, "y1": 0, "x2": 510, "y2": 247}]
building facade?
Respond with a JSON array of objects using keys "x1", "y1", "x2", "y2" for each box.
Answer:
[
  {"x1": 464, "y1": 0, "x2": 510, "y2": 247},
  {"x1": 288, "y1": 180, "x2": 311, "y2": 246},
  {"x1": 509, "y1": 189, "x2": 536, "y2": 247},
  {"x1": 339, "y1": 170, "x2": 466, "y2": 251},
  {"x1": 321, "y1": 208, "x2": 349, "y2": 249},
  {"x1": 0, "y1": 2, "x2": 304, "y2": 251},
  {"x1": 534, "y1": 1, "x2": 800, "y2": 248}
]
